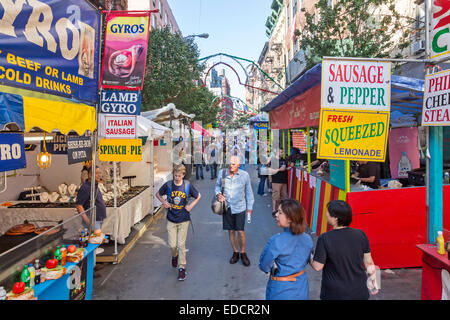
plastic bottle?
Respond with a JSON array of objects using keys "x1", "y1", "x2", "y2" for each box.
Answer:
[
  {"x1": 0, "y1": 286, "x2": 6, "y2": 300},
  {"x1": 34, "y1": 259, "x2": 41, "y2": 285},
  {"x1": 79, "y1": 230, "x2": 84, "y2": 247},
  {"x1": 437, "y1": 231, "x2": 446, "y2": 255},
  {"x1": 20, "y1": 265, "x2": 30, "y2": 287},
  {"x1": 60, "y1": 245, "x2": 67, "y2": 266},
  {"x1": 398, "y1": 152, "x2": 412, "y2": 178},
  {"x1": 54, "y1": 246, "x2": 62, "y2": 265},
  {"x1": 28, "y1": 263, "x2": 35, "y2": 288}
]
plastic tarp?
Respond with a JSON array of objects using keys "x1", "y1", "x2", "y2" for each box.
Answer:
[
  {"x1": 261, "y1": 63, "x2": 426, "y2": 128},
  {"x1": 136, "y1": 115, "x2": 170, "y2": 139},
  {"x1": 248, "y1": 113, "x2": 269, "y2": 123},
  {"x1": 141, "y1": 103, "x2": 195, "y2": 123}
]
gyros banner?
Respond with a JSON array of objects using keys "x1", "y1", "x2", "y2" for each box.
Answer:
[
  {"x1": 321, "y1": 59, "x2": 391, "y2": 112},
  {"x1": 422, "y1": 68, "x2": 450, "y2": 126},
  {"x1": 0, "y1": 0, "x2": 100, "y2": 105},
  {"x1": 317, "y1": 109, "x2": 389, "y2": 162},
  {"x1": 100, "y1": 12, "x2": 150, "y2": 90}
]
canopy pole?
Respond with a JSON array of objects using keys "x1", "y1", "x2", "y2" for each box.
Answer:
[
  {"x1": 113, "y1": 161, "x2": 118, "y2": 255},
  {"x1": 307, "y1": 127, "x2": 311, "y2": 173},
  {"x1": 288, "y1": 129, "x2": 291, "y2": 157},
  {"x1": 345, "y1": 160, "x2": 350, "y2": 193},
  {"x1": 282, "y1": 130, "x2": 285, "y2": 157}
]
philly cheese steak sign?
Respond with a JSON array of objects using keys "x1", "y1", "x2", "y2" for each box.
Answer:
[
  {"x1": 318, "y1": 58, "x2": 391, "y2": 162},
  {"x1": 422, "y1": 69, "x2": 450, "y2": 126},
  {"x1": 431, "y1": 0, "x2": 450, "y2": 61}
]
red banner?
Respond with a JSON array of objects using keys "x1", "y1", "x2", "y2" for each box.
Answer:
[
  {"x1": 100, "y1": 12, "x2": 151, "y2": 90},
  {"x1": 270, "y1": 85, "x2": 321, "y2": 129},
  {"x1": 292, "y1": 131, "x2": 307, "y2": 151}
]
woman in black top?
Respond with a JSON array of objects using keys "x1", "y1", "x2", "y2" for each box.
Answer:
[{"x1": 310, "y1": 200, "x2": 379, "y2": 300}]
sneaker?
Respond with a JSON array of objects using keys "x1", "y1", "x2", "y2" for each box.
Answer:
[
  {"x1": 95, "y1": 248, "x2": 104, "y2": 255},
  {"x1": 268, "y1": 188, "x2": 272, "y2": 192},
  {"x1": 240, "y1": 252, "x2": 250, "y2": 267},
  {"x1": 229, "y1": 252, "x2": 239, "y2": 264},
  {"x1": 262, "y1": 193, "x2": 268, "y2": 196},
  {"x1": 178, "y1": 268, "x2": 186, "y2": 281},
  {"x1": 171, "y1": 256, "x2": 178, "y2": 268}
]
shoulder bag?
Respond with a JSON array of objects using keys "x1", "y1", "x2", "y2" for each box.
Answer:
[{"x1": 211, "y1": 169, "x2": 228, "y2": 215}]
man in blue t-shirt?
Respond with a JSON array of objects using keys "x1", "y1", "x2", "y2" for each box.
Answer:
[{"x1": 156, "y1": 164, "x2": 201, "y2": 281}]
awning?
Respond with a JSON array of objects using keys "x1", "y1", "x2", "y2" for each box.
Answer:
[
  {"x1": 0, "y1": 85, "x2": 96, "y2": 135},
  {"x1": 136, "y1": 115, "x2": 170, "y2": 139},
  {"x1": 261, "y1": 63, "x2": 425, "y2": 129},
  {"x1": 141, "y1": 103, "x2": 195, "y2": 124},
  {"x1": 192, "y1": 121, "x2": 212, "y2": 137}
]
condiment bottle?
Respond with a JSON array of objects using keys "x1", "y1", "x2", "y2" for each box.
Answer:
[
  {"x1": 54, "y1": 246, "x2": 62, "y2": 265},
  {"x1": 0, "y1": 286, "x2": 6, "y2": 300},
  {"x1": 20, "y1": 265, "x2": 30, "y2": 287},
  {"x1": 28, "y1": 263, "x2": 35, "y2": 288},
  {"x1": 60, "y1": 245, "x2": 67, "y2": 266},
  {"x1": 34, "y1": 259, "x2": 41, "y2": 285},
  {"x1": 437, "y1": 231, "x2": 446, "y2": 255}
]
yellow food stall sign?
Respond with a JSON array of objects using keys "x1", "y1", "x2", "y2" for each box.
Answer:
[
  {"x1": 99, "y1": 139, "x2": 142, "y2": 162},
  {"x1": 317, "y1": 109, "x2": 389, "y2": 162}
]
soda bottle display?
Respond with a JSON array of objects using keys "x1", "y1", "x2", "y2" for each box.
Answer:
[
  {"x1": 60, "y1": 245, "x2": 67, "y2": 266},
  {"x1": 28, "y1": 263, "x2": 35, "y2": 287},
  {"x1": 54, "y1": 246, "x2": 62, "y2": 265},
  {"x1": 20, "y1": 265, "x2": 30, "y2": 287},
  {"x1": 79, "y1": 230, "x2": 85, "y2": 247},
  {"x1": 34, "y1": 259, "x2": 41, "y2": 285}
]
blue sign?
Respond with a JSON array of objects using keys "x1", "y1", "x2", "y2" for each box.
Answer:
[
  {"x1": 254, "y1": 122, "x2": 269, "y2": 130},
  {"x1": 329, "y1": 159, "x2": 347, "y2": 191},
  {"x1": 100, "y1": 90, "x2": 141, "y2": 115},
  {"x1": 0, "y1": 133, "x2": 26, "y2": 172},
  {"x1": 0, "y1": 0, "x2": 101, "y2": 105},
  {"x1": 0, "y1": 92, "x2": 24, "y2": 130},
  {"x1": 41, "y1": 133, "x2": 67, "y2": 154}
]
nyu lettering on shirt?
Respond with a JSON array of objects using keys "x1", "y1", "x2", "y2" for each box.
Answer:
[{"x1": 158, "y1": 180, "x2": 199, "y2": 223}]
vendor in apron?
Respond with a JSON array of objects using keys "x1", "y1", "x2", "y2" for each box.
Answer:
[{"x1": 259, "y1": 199, "x2": 313, "y2": 300}]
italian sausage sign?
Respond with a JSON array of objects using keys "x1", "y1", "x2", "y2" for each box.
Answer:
[{"x1": 321, "y1": 59, "x2": 391, "y2": 111}]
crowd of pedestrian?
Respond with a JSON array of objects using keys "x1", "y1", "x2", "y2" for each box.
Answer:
[{"x1": 155, "y1": 138, "x2": 379, "y2": 300}]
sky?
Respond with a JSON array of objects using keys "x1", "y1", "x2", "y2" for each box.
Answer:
[{"x1": 169, "y1": 0, "x2": 273, "y2": 102}]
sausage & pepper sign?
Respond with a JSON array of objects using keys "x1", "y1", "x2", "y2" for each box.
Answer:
[
  {"x1": 317, "y1": 109, "x2": 389, "y2": 162},
  {"x1": 422, "y1": 68, "x2": 450, "y2": 125},
  {"x1": 0, "y1": 0, "x2": 100, "y2": 105},
  {"x1": 321, "y1": 59, "x2": 391, "y2": 111},
  {"x1": 99, "y1": 139, "x2": 142, "y2": 162}
]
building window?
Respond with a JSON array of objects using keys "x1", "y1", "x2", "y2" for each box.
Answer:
[
  {"x1": 153, "y1": 0, "x2": 157, "y2": 8},
  {"x1": 293, "y1": 0, "x2": 297, "y2": 18},
  {"x1": 294, "y1": 38, "x2": 298, "y2": 53},
  {"x1": 287, "y1": 3, "x2": 290, "y2": 26},
  {"x1": 152, "y1": 14, "x2": 157, "y2": 29},
  {"x1": 165, "y1": 13, "x2": 168, "y2": 25},
  {"x1": 159, "y1": 1, "x2": 163, "y2": 18}
]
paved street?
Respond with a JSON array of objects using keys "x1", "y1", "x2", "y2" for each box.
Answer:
[{"x1": 92, "y1": 165, "x2": 422, "y2": 300}]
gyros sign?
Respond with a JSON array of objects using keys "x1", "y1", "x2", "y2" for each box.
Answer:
[
  {"x1": 100, "y1": 90, "x2": 141, "y2": 115},
  {"x1": 0, "y1": 0, "x2": 100, "y2": 104}
]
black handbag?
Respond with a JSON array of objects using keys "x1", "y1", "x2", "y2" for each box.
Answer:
[{"x1": 211, "y1": 169, "x2": 228, "y2": 215}]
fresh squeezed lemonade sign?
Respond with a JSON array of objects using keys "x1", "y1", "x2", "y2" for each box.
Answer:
[
  {"x1": 319, "y1": 59, "x2": 391, "y2": 162},
  {"x1": 321, "y1": 59, "x2": 391, "y2": 111},
  {"x1": 422, "y1": 69, "x2": 450, "y2": 125},
  {"x1": 318, "y1": 109, "x2": 389, "y2": 161}
]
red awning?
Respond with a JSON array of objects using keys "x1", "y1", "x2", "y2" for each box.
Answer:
[
  {"x1": 192, "y1": 121, "x2": 212, "y2": 136},
  {"x1": 270, "y1": 85, "x2": 321, "y2": 129}
]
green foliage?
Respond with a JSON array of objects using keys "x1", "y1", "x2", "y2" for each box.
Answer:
[
  {"x1": 142, "y1": 27, "x2": 218, "y2": 123},
  {"x1": 300, "y1": 0, "x2": 415, "y2": 69}
]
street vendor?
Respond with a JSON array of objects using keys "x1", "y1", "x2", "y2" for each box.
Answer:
[
  {"x1": 76, "y1": 166, "x2": 106, "y2": 231},
  {"x1": 351, "y1": 161, "x2": 380, "y2": 189}
]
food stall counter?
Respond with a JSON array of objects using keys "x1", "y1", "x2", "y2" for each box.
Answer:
[
  {"x1": 417, "y1": 244, "x2": 450, "y2": 300},
  {"x1": 34, "y1": 242, "x2": 100, "y2": 300}
]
